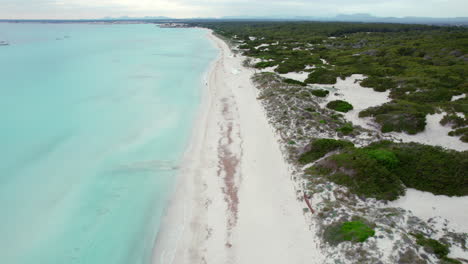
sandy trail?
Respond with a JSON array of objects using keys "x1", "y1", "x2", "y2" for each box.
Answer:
[{"x1": 152, "y1": 31, "x2": 323, "y2": 264}]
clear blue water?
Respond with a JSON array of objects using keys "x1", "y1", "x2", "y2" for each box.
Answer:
[{"x1": 0, "y1": 23, "x2": 216, "y2": 264}]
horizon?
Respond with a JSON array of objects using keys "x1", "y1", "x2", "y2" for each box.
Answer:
[
  {"x1": 1, "y1": 0, "x2": 467, "y2": 20},
  {"x1": 1, "y1": 13, "x2": 468, "y2": 21}
]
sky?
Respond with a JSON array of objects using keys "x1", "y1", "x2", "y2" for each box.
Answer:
[{"x1": 0, "y1": 0, "x2": 467, "y2": 19}]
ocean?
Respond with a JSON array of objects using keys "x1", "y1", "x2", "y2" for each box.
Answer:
[{"x1": 0, "y1": 23, "x2": 217, "y2": 264}]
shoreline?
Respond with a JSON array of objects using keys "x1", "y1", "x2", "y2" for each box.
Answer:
[
  {"x1": 152, "y1": 30, "x2": 324, "y2": 263},
  {"x1": 151, "y1": 29, "x2": 220, "y2": 263}
]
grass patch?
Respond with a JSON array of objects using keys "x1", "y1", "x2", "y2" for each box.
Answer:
[
  {"x1": 324, "y1": 220, "x2": 375, "y2": 245},
  {"x1": 327, "y1": 100, "x2": 354, "y2": 113}
]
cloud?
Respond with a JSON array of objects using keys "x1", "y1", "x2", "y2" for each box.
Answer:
[{"x1": 0, "y1": 0, "x2": 466, "y2": 19}]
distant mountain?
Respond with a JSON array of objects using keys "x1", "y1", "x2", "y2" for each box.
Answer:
[
  {"x1": 2, "y1": 14, "x2": 467, "y2": 26},
  {"x1": 101, "y1": 16, "x2": 172, "y2": 20},
  {"x1": 297, "y1": 14, "x2": 468, "y2": 25},
  {"x1": 333, "y1": 14, "x2": 468, "y2": 25},
  {"x1": 220, "y1": 14, "x2": 468, "y2": 25}
]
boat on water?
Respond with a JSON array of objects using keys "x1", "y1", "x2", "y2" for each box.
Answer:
[{"x1": 0, "y1": 41, "x2": 9, "y2": 46}]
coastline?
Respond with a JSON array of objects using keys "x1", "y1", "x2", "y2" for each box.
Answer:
[{"x1": 152, "y1": 30, "x2": 324, "y2": 263}]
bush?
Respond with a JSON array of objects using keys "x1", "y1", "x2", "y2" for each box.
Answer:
[
  {"x1": 440, "y1": 114, "x2": 466, "y2": 129},
  {"x1": 361, "y1": 76, "x2": 397, "y2": 92},
  {"x1": 283, "y1": 78, "x2": 307, "y2": 86},
  {"x1": 359, "y1": 101, "x2": 433, "y2": 134},
  {"x1": 448, "y1": 127, "x2": 468, "y2": 142},
  {"x1": 324, "y1": 148, "x2": 404, "y2": 200},
  {"x1": 298, "y1": 138, "x2": 354, "y2": 164},
  {"x1": 305, "y1": 68, "x2": 339, "y2": 84},
  {"x1": 314, "y1": 142, "x2": 468, "y2": 200},
  {"x1": 327, "y1": 100, "x2": 354, "y2": 112},
  {"x1": 254, "y1": 61, "x2": 277, "y2": 69},
  {"x1": 365, "y1": 149, "x2": 399, "y2": 169},
  {"x1": 412, "y1": 234, "x2": 450, "y2": 258},
  {"x1": 388, "y1": 143, "x2": 468, "y2": 196},
  {"x1": 324, "y1": 220, "x2": 375, "y2": 245},
  {"x1": 311, "y1": 89, "x2": 330, "y2": 97},
  {"x1": 276, "y1": 61, "x2": 306, "y2": 74},
  {"x1": 336, "y1": 123, "x2": 354, "y2": 135}
]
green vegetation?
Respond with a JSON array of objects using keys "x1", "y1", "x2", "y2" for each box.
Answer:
[
  {"x1": 359, "y1": 101, "x2": 433, "y2": 134},
  {"x1": 311, "y1": 89, "x2": 330, "y2": 97},
  {"x1": 305, "y1": 68, "x2": 339, "y2": 84},
  {"x1": 298, "y1": 139, "x2": 354, "y2": 164},
  {"x1": 327, "y1": 100, "x2": 354, "y2": 112},
  {"x1": 365, "y1": 149, "x2": 399, "y2": 169},
  {"x1": 196, "y1": 21, "x2": 467, "y2": 138},
  {"x1": 283, "y1": 78, "x2": 307, "y2": 86},
  {"x1": 440, "y1": 114, "x2": 467, "y2": 129},
  {"x1": 324, "y1": 148, "x2": 404, "y2": 200},
  {"x1": 324, "y1": 220, "x2": 375, "y2": 245},
  {"x1": 412, "y1": 233, "x2": 462, "y2": 263},
  {"x1": 254, "y1": 61, "x2": 276, "y2": 69},
  {"x1": 449, "y1": 127, "x2": 468, "y2": 142},
  {"x1": 310, "y1": 141, "x2": 468, "y2": 200},
  {"x1": 386, "y1": 142, "x2": 468, "y2": 196},
  {"x1": 360, "y1": 76, "x2": 397, "y2": 92},
  {"x1": 336, "y1": 123, "x2": 354, "y2": 135}
]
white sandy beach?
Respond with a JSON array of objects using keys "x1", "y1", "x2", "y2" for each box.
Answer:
[{"x1": 152, "y1": 31, "x2": 324, "y2": 264}]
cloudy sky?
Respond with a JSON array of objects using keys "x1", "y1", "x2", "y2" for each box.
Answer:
[{"x1": 0, "y1": 0, "x2": 467, "y2": 19}]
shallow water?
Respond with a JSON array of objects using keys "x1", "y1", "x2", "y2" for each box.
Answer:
[{"x1": 0, "y1": 23, "x2": 216, "y2": 264}]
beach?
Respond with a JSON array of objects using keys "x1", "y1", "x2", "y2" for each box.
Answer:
[{"x1": 152, "y1": 30, "x2": 324, "y2": 263}]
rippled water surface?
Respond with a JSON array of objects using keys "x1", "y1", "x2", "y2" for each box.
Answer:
[{"x1": 0, "y1": 23, "x2": 216, "y2": 264}]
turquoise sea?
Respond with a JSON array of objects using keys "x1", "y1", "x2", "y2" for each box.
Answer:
[{"x1": 0, "y1": 23, "x2": 217, "y2": 263}]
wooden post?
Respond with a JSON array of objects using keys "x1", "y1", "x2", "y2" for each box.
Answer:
[{"x1": 303, "y1": 192, "x2": 315, "y2": 214}]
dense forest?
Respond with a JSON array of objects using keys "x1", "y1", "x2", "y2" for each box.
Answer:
[{"x1": 193, "y1": 22, "x2": 468, "y2": 140}]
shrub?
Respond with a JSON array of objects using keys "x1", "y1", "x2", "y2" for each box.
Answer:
[
  {"x1": 298, "y1": 138, "x2": 354, "y2": 164},
  {"x1": 324, "y1": 220, "x2": 375, "y2": 245},
  {"x1": 276, "y1": 61, "x2": 306, "y2": 74},
  {"x1": 448, "y1": 127, "x2": 468, "y2": 142},
  {"x1": 359, "y1": 101, "x2": 433, "y2": 134},
  {"x1": 336, "y1": 123, "x2": 354, "y2": 135},
  {"x1": 440, "y1": 114, "x2": 466, "y2": 128},
  {"x1": 311, "y1": 89, "x2": 330, "y2": 97},
  {"x1": 254, "y1": 61, "x2": 277, "y2": 69},
  {"x1": 311, "y1": 141, "x2": 468, "y2": 200},
  {"x1": 365, "y1": 149, "x2": 399, "y2": 169},
  {"x1": 361, "y1": 76, "x2": 397, "y2": 92},
  {"x1": 327, "y1": 100, "x2": 354, "y2": 112},
  {"x1": 411, "y1": 234, "x2": 450, "y2": 258},
  {"x1": 283, "y1": 78, "x2": 307, "y2": 86},
  {"x1": 305, "y1": 68, "x2": 339, "y2": 84},
  {"x1": 324, "y1": 148, "x2": 405, "y2": 200},
  {"x1": 388, "y1": 143, "x2": 468, "y2": 196}
]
